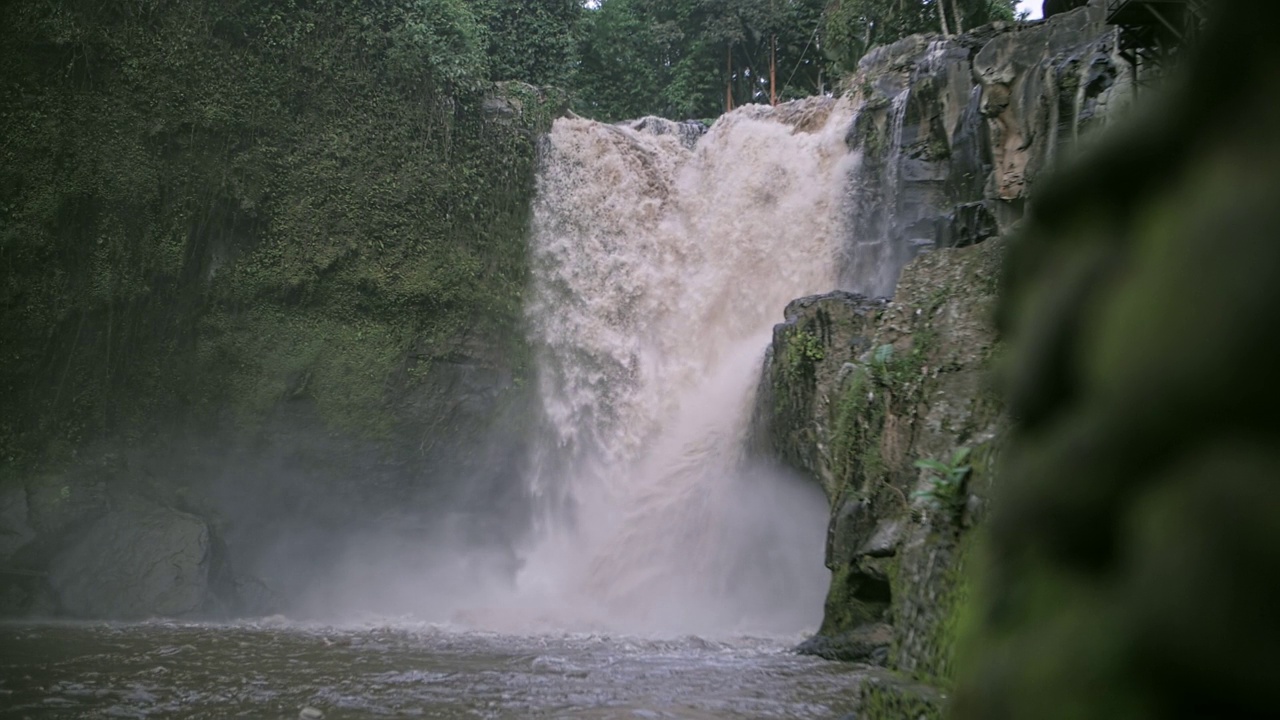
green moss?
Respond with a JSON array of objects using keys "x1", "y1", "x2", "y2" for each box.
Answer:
[
  {"x1": 819, "y1": 561, "x2": 889, "y2": 636},
  {"x1": 859, "y1": 674, "x2": 945, "y2": 720},
  {"x1": 781, "y1": 327, "x2": 826, "y2": 384},
  {"x1": 829, "y1": 365, "x2": 884, "y2": 496},
  {"x1": 900, "y1": 530, "x2": 976, "y2": 684},
  {"x1": 827, "y1": 306, "x2": 939, "y2": 507},
  {"x1": 0, "y1": 0, "x2": 555, "y2": 465},
  {"x1": 191, "y1": 308, "x2": 405, "y2": 437}
]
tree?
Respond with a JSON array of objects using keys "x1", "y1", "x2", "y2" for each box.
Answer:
[
  {"x1": 822, "y1": 0, "x2": 1016, "y2": 74},
  {"x1": 573, "y1": 0, "x2": 829, "y2": 121},
  {"x1": 468, "y1": 0, "x2": 584, "y2": 87},
  {"x1": 573, "y1": 0, "x2": 668, "y2": 120}
]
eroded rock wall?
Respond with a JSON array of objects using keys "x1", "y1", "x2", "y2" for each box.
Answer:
[
  {"x1": 840, "y1": 0, "x2": 1131, "y2": 298},
  {"x1": 760, "y1": 2, "x2": 1133, "y2": 716}
]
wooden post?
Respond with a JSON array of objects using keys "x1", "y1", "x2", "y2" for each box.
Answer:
[
  {"x1": 769, "y1": 0, "x2": 778, "y2": 106},
  {"x1": 726, "y1": 45, "x2": 735, "y2": 112},
  {"x1": 951, "y1": 0, "x2": 965, "y2": 34},
  {"x1": 770, "y1": 33, "x2": 778, "y2": 106}
]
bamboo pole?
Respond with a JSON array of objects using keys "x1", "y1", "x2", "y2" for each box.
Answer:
[
  {"x1": 726, "y1": 44, "x2": 735, "y2": 111},
  {"x1": 771, "y1": 34, "x2": 778, "y2": 106}
]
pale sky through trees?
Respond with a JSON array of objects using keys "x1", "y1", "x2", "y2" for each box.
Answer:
[
  {"x1": 1017, "y1": 0, "x2": 1043, "y2": 19},
  {"x1": 583, "y1": 1, "x2": 1044, "y2": 22}
]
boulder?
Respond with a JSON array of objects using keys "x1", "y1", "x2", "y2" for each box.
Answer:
[
  {"x1": 0, "y1": 484, "x2": 35, "y2": 563},
  {"x1": 48, "y1": 499, "x2": 213, "y2": 618},
  {"x1": 797, "y1": 622, "x2": 894, "y2": 663}
]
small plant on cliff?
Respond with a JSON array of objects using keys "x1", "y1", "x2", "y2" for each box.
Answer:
[
  {"x1": 912, "y1": 446, "x2": 972, "y2": 515},
  {"x1": 784, "y1": 330, "x2": 826, "y2": 382}
]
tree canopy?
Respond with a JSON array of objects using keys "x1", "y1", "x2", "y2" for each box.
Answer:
[{"x1": 470, "y1": 0, "x2": 1018, "y2": 122}]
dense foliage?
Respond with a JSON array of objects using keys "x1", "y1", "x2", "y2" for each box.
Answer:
[
  {"x1": 823, "y1": 1, "x2": 1018, "y2": 74},
  {"x1": 385, "y1": 0, "x2": 1018, "y2": 122},
  {"x1": 0, "y1": 0, "x2": 556, "y2": 468},
  {"x1": 568, "y1": 0, "x2": 1017, "y2": 121},
  {"x1": 573, "y1": 0, "x2": 829, "y2": 121},
  {"x1": 472, "y1": 0, "x2": 584, "y2": 88}
]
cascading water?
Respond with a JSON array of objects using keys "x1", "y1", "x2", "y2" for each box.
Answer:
[
  {"x1": 504, "y1": 98, "x2": 861, "y2": 636},
  {"x1": 841, "y1": 88, "x2": 911, "y2": 298}
]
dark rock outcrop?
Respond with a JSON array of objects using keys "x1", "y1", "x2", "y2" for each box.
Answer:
[
  {"x1": 754, "y1": 291, "x2": 886, "y2": 498},
  {"x1": 628, "y1": 116, "x2": 709, "y2": 148},
  {"x1": 48, "y1": 499, "x2": 214, "y2": 619},
  {"x1": 839, "y1": 0, "x2": 1130, "y2": 297},
  {"x1": 763, "y1": 239, "x2": 1004, "y2": 687}
]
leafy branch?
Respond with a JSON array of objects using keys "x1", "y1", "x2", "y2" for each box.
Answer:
[{"x1": 912, "y1": 446, "x2": 972, "y2": 514}]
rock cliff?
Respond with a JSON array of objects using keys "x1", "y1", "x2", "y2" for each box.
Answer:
[
  {"x1": 838, "y1": 0, "x2": 1130, "y2": 298},
  {"x1": 0, "y1": 0, "x2": 563, "y2": 619},
  {"x1": 758, "y1": 2, "x2": 1132, "y2": 715}
]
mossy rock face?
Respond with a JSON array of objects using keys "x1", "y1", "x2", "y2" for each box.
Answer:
[
  {"x1": 952, "y1": 6, "x2": 1280, "y2": 718},
  {"x1": 767, "y1": 8, "x2": 1131, "y2": 712},
  {"x1": 0, "y1": 0, "x2": 561, "y2": 614},
  {"x1": 0, "y1": 0, "x2": 558, "y2": 466},
  {"x1": 755, "y1": 291, "x2": 885, "y2": 500},
  {"x1": 764, "y1": 238, "x2": 1004, "y2": 693},
  {"x1": 857, "y1": 670, "x2": 947, "y2": 720}
]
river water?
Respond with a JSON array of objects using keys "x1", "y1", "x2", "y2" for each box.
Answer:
[{"x1": 0, "y1": 621, "x2": 866, "y2": 719}]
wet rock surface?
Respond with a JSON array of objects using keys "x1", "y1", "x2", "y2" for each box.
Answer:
[
  {"x1": 763, "y1": 239, "x2": 1004, "y2": 694},
  {"x1": 795, "y1": 622, "x2": 893, "y2": 664},
  {"x1": 760, "y1": 5, "x2": 1135, "y2": 716},
  {"x1": 754, "y1": 291, "x2": 885, "y2": 499},
  {"x1": 839, "y1": 0, "x2": 1130, "y2": 297},
  {"x1": 48, "y1": 499, "x2": 213, "y2": 619}
]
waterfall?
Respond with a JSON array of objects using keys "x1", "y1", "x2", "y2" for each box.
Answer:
[
  {"x1": 502, "y1": 98, "x2": 859, "y2": 636},
  {"x1": 841, "y1": 89, "x2": 912, "y2": 298}
]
